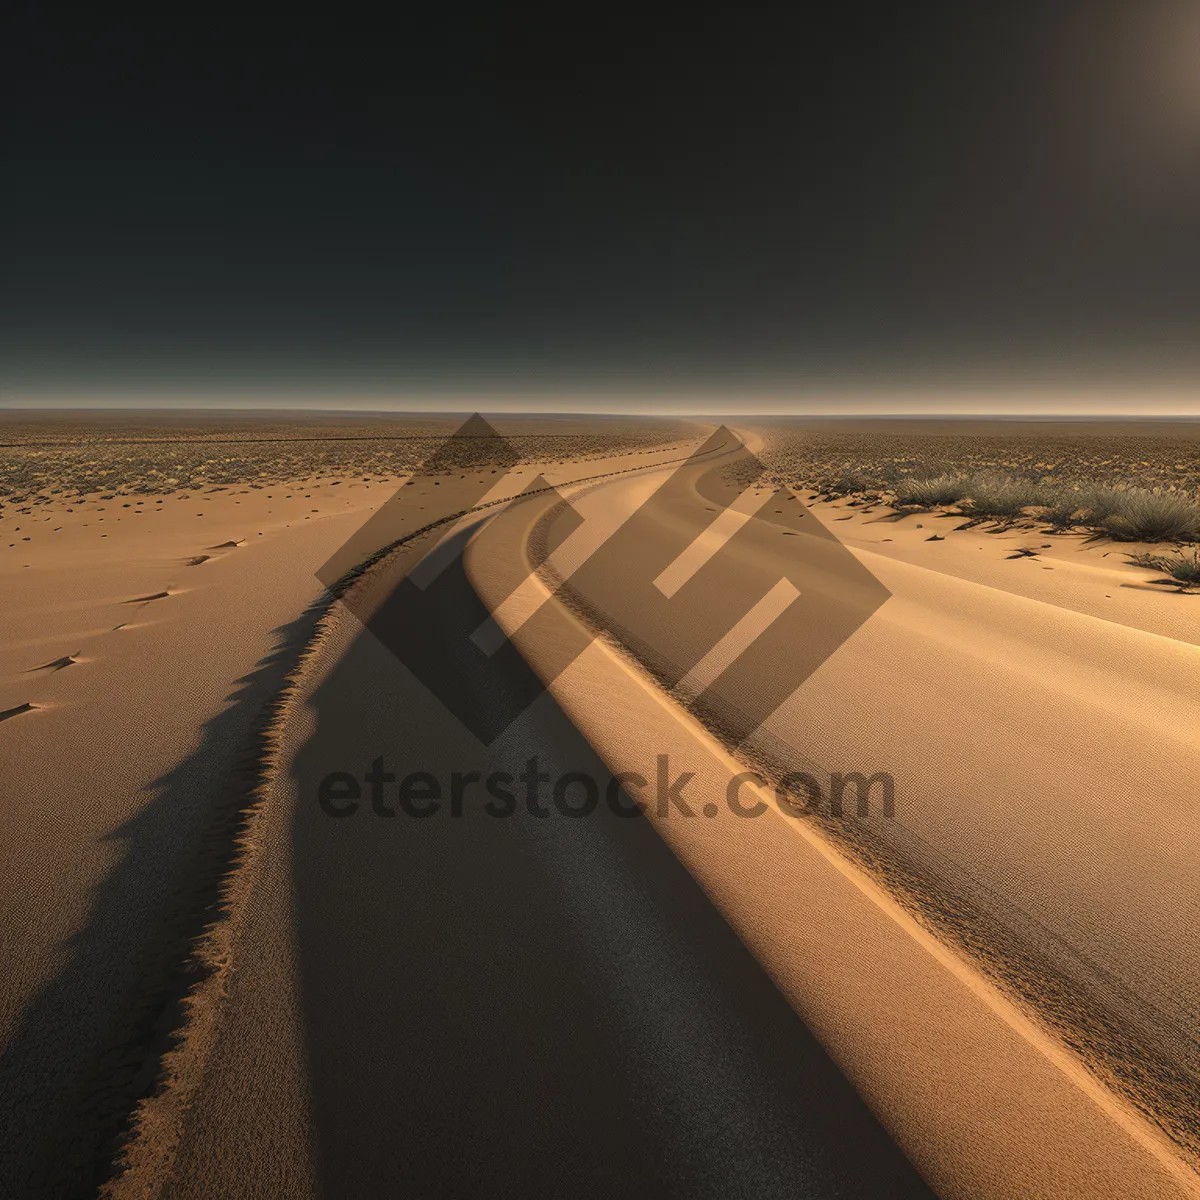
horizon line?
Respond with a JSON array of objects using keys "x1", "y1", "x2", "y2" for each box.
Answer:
[{"x1": 2, "y1": 405, "x2": 1199, "y2": 421}]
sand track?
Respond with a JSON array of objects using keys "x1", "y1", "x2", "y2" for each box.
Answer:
[
  {"x1": 105, "y1": 442, "x2": 930, "y2": 1198},
  {"x1": 38, "y1": 427, "x2": 1196, "y2": 1198},
  {"x1": 465, "y1": 435, "x2": 1199, "y2": 1197},
  {"x1": 0, "y1": 435, "x2": 706, "y2": 1196}
]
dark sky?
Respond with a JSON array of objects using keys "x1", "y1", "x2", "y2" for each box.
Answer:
[{"x1": 5, "y1": 3, "x2": 1200, "y2": 408}]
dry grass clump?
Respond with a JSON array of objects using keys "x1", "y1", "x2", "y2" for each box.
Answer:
[
  {"x1": 946, "y1": 477, "x2": 1199, "y2": 540},
  {"x1": 827, "y1": 469, "x2": 877, "y2": 496},
  {"x1": 957, "y1": 471, "x2": 1052, "y2": 518},
  {"x1": 1037, "y1": 485, "x2": 1158, "y2": 528},
  {"x1": 1038, "y1": 490, "x2": 1097, "y2": 529},
  {"x1": 1126, "y1": 548, "x2": 1200, "y2": 590},
  {"x1": 892, "y1": 474, "x2": 968, "y2": 508},
  {"x1": 1099, "y1": 489, "x2": 1200, "y2": 543}
]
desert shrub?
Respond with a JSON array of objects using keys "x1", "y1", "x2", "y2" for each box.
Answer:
[
  {"x1": 1038, "y1": 489, "x2": 1090, "y2": 528},
  {"x1": 1035, "y1": 484, "x2": 1124, "y2": 528},
  {"x1": 1100, "y1": 489, "x2": 1200, "y2": 542},
  {"x1": 756, "y1": 426, "x2": 1200, "y2": 506},
  {"x1": 892, "y1": 474, "x2": 967, "y2": 508},
  {"x1": 1074, "y1": 486, "x2": 1129, "y2": 523},
  {"x1": 959, "y1": 471, "x2": 1052, "y2": 518},
  {"x1": 828, "y1": 469, "x2": 876, "y2": 495},
  {"x1": 1127, "y1": 548, "x2": 1200, "y2": 588}
]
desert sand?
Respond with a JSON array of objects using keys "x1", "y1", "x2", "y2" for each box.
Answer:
[
  {"x1": 1, "y1": 415, "x2": 1196, "y2": 1197},
  {"x1": 470, "y1": 432, "x2": 1198, "y2": 1197},
  {"x1": 0, "y1": 415, "x2": 704, "y2": 1195}
]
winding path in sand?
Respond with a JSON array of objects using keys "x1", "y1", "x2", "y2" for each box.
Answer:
[
  {"x1": 466, "y1": 430, "x2": 1200, "y2": 1198},
  {"x1": 108, "y1": 428, "x2": 1198, "y2": 1198},
  {"x1": 111, "y1": 436, "x2": 930, "y2": 1198}
]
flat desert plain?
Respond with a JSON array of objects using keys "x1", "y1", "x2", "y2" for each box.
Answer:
[{"x1": 0, "y1": 411, "x2": 1197, "y2": 1199}]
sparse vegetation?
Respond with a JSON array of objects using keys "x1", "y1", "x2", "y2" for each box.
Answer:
[
  {"x1": 1038, "y1": 491, "x2": 1092, "y2": 529},
  {"x1": 1126, "y1": 548, "x2": 1200, "y2": 590},
  {"x1": 1073, "y1": 486, "x2": 1127, "y2": 524},
  {"x1": 958, "y1": 471, "x2": 1051, "y2": 519},
  {"x1": 828, "y1": 469, "x2": 875, "y2": 496},
  {"x1": 892, "y1": 474, "x2": 967, "y2": 508},
  {"x1": 0, "y1": 413, "x2": 699, "y2": 507},
  {"x1": 754, "y1": 423, "x2": 1200, "y2": 545},
  {"x1": 1099, "y1": 490, "x2": 1200, "y2": 543}
]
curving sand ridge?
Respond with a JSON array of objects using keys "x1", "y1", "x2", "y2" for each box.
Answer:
[
  {"x1": 464, "y1": 440, "x2": 1200, "y2": 1198},
  {"x1": 11, "y1": 417, "x2": 1194, "y2": 1196},
  {"x1": 762, "y1": 530, "x2": 1200, "y2": 1074},
  {"x1": 103, "y1": 435, "x2": 933, "y2": 1199},
  {"x1": 0, "y1": 474, "x2": 400, "y2": 1195},
  {"x1": 0, "y1": 427, "x2": 708, "y2": 1196}
]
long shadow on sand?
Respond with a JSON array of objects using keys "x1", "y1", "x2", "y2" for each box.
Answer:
[
  {"x1": 289, "y1": 529, "x2": 932, "y2": 1198},
  {"x1": 0, "y1": 602, "x2": 326, "y2": 1198}
]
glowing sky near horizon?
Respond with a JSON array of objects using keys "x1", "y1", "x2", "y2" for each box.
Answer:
[{"x1": 4, "y1": 4, "x2": 1200, "y2": 414}]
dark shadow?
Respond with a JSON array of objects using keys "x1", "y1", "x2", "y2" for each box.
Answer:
[
  {"x1": 290, "y1": 532, "x2": 930, "y2": 1198},
  {"x1": 0, "y1": 599, "x2": 327, "y2": 1198}
]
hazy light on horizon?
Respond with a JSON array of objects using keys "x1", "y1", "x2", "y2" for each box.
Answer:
[{"x1": 2, "y1": 384, "x2": 1197, "y2": 418}]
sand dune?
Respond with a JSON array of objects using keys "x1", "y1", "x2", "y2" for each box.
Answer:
[
  {"x1": 463, "y1": 436, "x2": 1199, "y2": 1197},
  {"x1": 4, "y1": 417, "x2": 1195, "y2": 1197},
  {"x1": 0, "y1": 479, "x2": 398, "y2": 1194},
  {"x1": 0, "y1": 433, "x2": 711, "y2": 1194},
  {"x1": 110, "y1": 513, "x2": 928, "y2": 1198},
  {"x1": 100, "y1": 436, "x2": 938, "y2": 1198}
]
